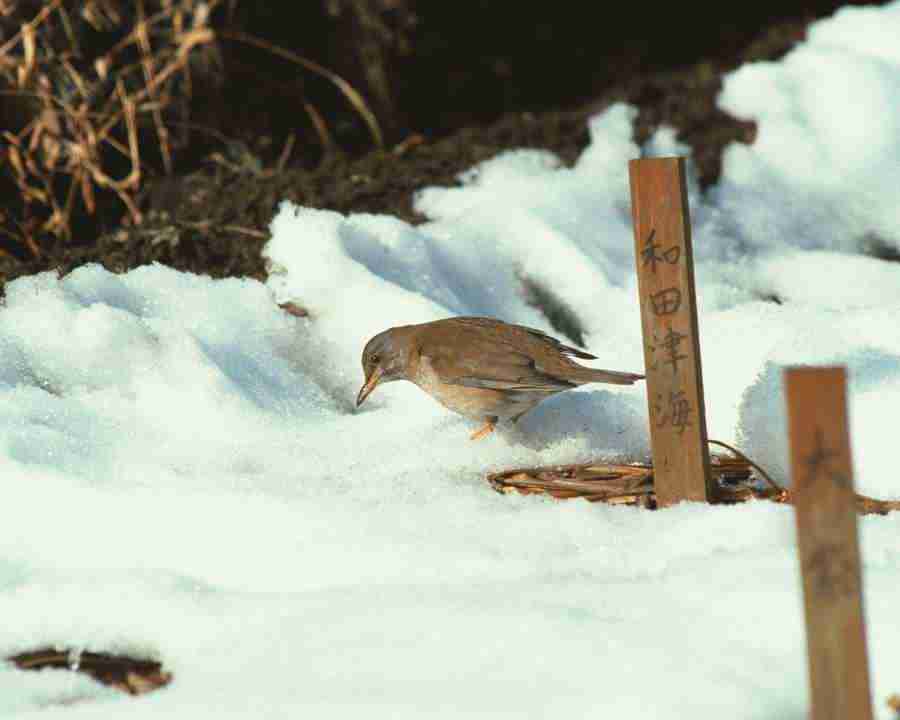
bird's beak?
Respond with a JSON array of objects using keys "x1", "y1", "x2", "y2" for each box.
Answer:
[{"x1": 356, "y1": 366, "x2": 384, "y2": 407}]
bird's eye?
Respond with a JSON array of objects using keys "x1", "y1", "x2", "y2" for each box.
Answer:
[{"x1": 369, "y1": 353, "x2": 380, "y2": 365}]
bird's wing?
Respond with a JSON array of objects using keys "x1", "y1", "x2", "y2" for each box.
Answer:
[
  {"x1": 448, "y1": 317, "x2": 597, "y2": 359},
  {"x1": 452, "y1": 366, "x2": 576, "y2": 393},
  {"x1": 418, "y1": 317, "x2": 645, "y2": 390},
  {"x1": 518, "y1": 326, "x2": 597, "y2": 360},
  {"x1": 420, "y1": 321, "x2": 577, "y2": 393}
]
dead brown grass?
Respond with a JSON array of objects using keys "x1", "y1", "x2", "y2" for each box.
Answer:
[
  {"x1": 0, "y1": 0, "x2": 220, "y2": 254},
  {"x1": 0, "y1": 1, "x2": 380, "y2": 257},
  {"x1": 488, "y1": 441, "x2": 900, "y2": 516},
  {"x1": 9, "y1": 647, "x2": 171, "y2": 696}
]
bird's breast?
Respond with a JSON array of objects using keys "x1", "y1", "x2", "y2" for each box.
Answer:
[{"x1": 413, "y1": 355, "x2": 541, "y2": 421}]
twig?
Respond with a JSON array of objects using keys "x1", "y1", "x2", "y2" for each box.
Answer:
[
  {"x1": 303, "y1": 100, "x2": 334, "y2": 150},
  {"x1": 178, "y1": 220, "x2": 267, "y2": 238},
  {"x1": 135, "y1": 0, "x2": 173, "y2": 173},
  {"x1": 0, "y1": 0, "x2": 65, "y2": 59},
  {"x1": 219, "y1": 29, "x2": 383, "y2": 149},
  {"x1": 708, "y1": 439, "x2": 785, "y2": 495},
  {"x1": 276, "y1": 132, "x2": 295, "y2": 172}
]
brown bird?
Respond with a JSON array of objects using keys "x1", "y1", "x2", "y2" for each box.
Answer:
[{"x1": 356, "y1": 316, "x2": 645, "y2": 439}]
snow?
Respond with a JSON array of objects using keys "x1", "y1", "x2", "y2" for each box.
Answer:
[{"x1": 2, "y1": 2, "x2": 900, "y2": 717}]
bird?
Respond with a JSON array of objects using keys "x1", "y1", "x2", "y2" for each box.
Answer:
[{"x1": 356, "y1": 316, "x2": 645, "y2": 439}]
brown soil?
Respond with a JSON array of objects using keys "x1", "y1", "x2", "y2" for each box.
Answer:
[{"x1": 0, "y1": 6, "x2": 874, "y2": 287}]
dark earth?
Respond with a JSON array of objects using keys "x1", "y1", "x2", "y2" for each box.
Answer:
[{"x1": 0, "y1": 1, "x2": 886, "y2": 288}]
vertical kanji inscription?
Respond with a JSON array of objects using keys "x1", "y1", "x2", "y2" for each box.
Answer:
[
  {"x1": 629, "y1": 157, "x2": 712, "y2": 505},
  {"x1": 785, "y1": 366, "x2": 873, "y2": 720}
]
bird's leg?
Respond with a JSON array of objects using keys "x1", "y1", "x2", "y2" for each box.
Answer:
[{"x1": 470, "y1": 416, "x2": 498, "y2": 441}]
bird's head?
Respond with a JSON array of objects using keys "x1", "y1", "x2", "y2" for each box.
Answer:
[{"x1": 356, "y1": 328, "x2": 412, "y2": 407}]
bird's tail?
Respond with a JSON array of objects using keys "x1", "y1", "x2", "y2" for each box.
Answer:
[{"x1": 570, "y1": 367, "x2": 645, "y2": 386}]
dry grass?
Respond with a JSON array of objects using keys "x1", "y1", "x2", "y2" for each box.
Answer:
[
  {"x1": 0, "y1": 0, "x2": 221, "y2": 253},
  {"x1": 488, "y1": 441, "x2": 900, "y2": 515},
  {"x1": 0, "y1": 0, "x2": 381, "y2": 257}
]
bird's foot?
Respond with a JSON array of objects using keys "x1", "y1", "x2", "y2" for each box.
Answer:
[{"x1": 470, "y1": 418, "x2": 497, "y2": 441}]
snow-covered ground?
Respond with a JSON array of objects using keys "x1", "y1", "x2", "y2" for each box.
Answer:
[{"x1": 3, "y1": 2, "x2": 900, "y2": 717}]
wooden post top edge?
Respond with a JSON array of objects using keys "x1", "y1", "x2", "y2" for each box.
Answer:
[
  {"x1": 783, "y1": 365, "x2": 847, "y2": 374},
  {"x1": 628, "y1": 156, "x2": 686, "y2": 165}
]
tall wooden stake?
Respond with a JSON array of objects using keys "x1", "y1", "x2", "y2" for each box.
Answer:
[
  {"x1": 629, "y1": 157, "x2": 712, "y2": 506},
  {"x1": 785, "y1": 366, "x2": 873, "y2": 720}
]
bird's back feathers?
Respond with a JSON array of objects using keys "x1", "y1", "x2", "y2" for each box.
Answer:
[{"x1": 414, "y1": 317, "x2": 644, "y2": 392}]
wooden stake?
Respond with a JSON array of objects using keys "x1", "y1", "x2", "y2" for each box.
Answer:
[
  {"x1": 628, "y1": 157, "x2": 712, "y2": 505},
  {"x1": 784, "y1": 366, "x2": 873, "y2": 720}
]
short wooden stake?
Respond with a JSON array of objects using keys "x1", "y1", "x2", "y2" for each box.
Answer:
[
  {"x1": 628, "y1": 157, "x2": 712, "y2": 506},
  {"x1": 784, "y1": 366, "x2": 873, "y2": 720}
]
